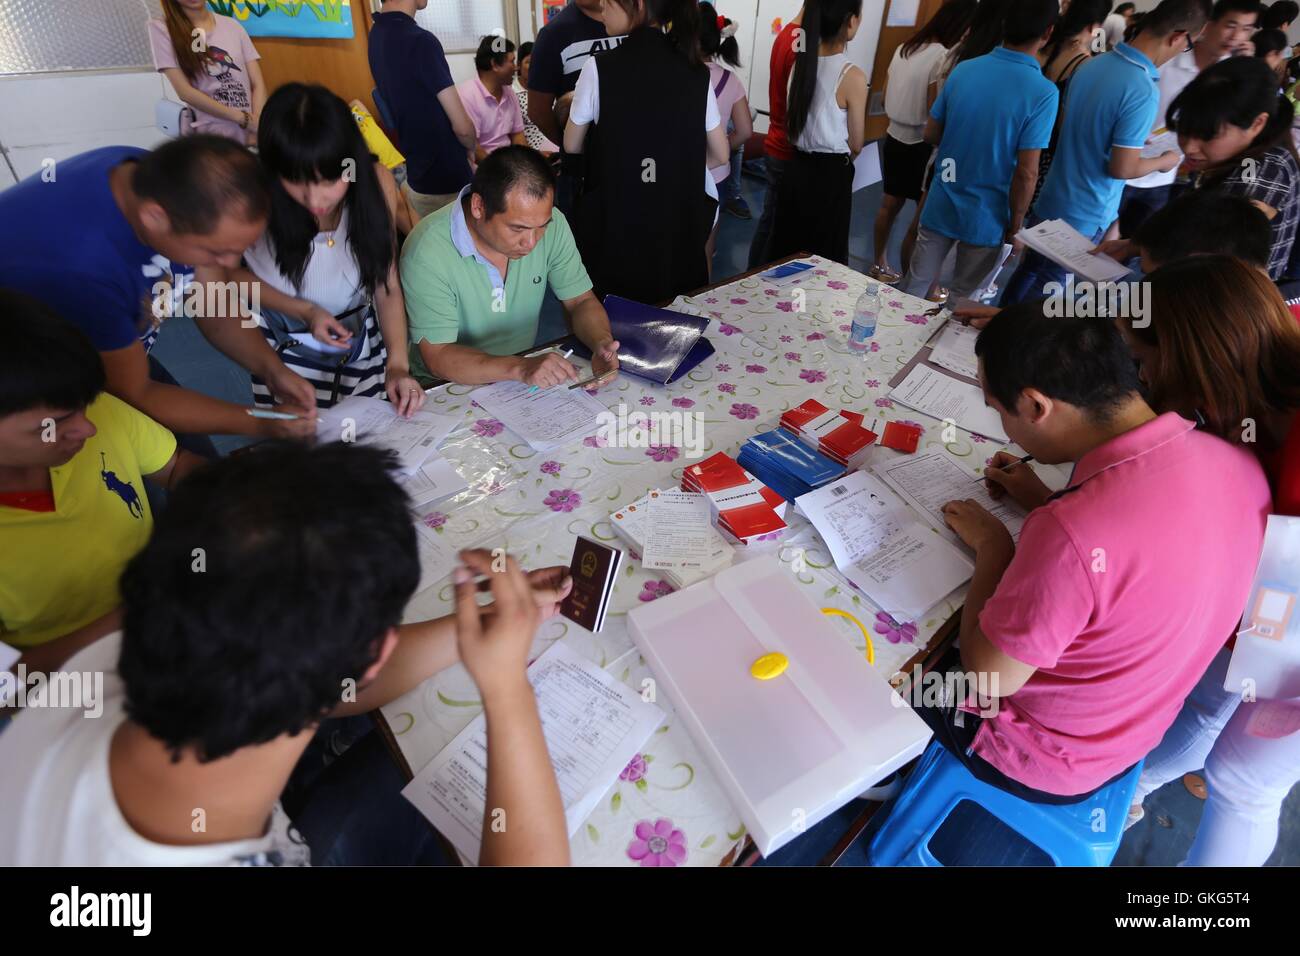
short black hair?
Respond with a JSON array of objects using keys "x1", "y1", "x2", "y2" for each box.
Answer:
[
  {"x1": 474, "y1": 34, "x2": 516, "y2": 72},
  {"x1": 975, "y1": 300, "x2": 1141, "y2": 421},
  {"x1": 470, "y1": 144, "x2": 556, "y2": 218},
  {"x1": 1211, "y1": 0, "x2": 1263, "y2": 19},
  {"x1": 1115, "y1": 2, "x2": 1137, "y2": 13},
  {"x1": 118, "y1": 442, "x2": 420, "y2": 762},
  {"x1": 1261, "y1": 0, "x2": 1299, "y2": 28},
  {"x1": 1253, "y1": 26, "x2": 1290, "y2": 56},
  {"x1": 1135, "y1": 191, "x2": 1272, "y2": 269},
  {"x1": 518, "y1": 40, "x2": 535, "y2": 59},
  {"x1": 0, "y1": 289, "x2": 105, "y2": 417},
  {"x1": 1138, "y1": 0, "x2": 1213, "y2": 36},
  {"x1": 1168, "y1": 56, "x2": 1293, "y2": 150},
  {"x1": 1002, "y1": 0, "x2": 1060, "y2": 45},
  {"x1": 131, "y1": 134, "x2": 270, "y2": 235}
]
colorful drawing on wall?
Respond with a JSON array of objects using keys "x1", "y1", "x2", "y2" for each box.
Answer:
[
  {"x1": 543, "y1": 0, "x2": 567, "y2": 25},
  {"x1": 205, "y1": 1, "x2": 355, "y2": 40}
]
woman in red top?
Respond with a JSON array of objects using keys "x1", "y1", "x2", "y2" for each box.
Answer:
[{"x1": 1120, "y1": 254, "x2": 1300, "y2": 864}]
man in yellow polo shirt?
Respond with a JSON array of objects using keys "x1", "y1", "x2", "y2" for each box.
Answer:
[
  {"x1": 0, "y1": 291, "x2": 203, "y2": 672},
  {"x1": 401, "y1": 145, "x2": 621, "y2": 387}
]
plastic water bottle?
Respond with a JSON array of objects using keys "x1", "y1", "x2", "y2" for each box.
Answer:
[{"x1": 849, "y1": 286, "x2": 879, "y2": 351}]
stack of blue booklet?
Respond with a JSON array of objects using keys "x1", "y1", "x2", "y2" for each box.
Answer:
[{"x1": 737, "y1": 430, "x2": 846, "y2": 503}]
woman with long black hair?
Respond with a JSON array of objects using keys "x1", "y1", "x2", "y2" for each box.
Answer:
[
  {"x1": 564, "y1": 0, "x2": 730, "y2": 303},
  {"x1": 196, "y1": 84, "x2": 425, "y2": 416},
  {"x1": 768, "y1": 0, "x2": 868, "y2": 264}
]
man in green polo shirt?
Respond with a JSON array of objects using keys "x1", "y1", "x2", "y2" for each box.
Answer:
[{"x1": 401, "y1": 145, "x2": 619, "y2": 387}]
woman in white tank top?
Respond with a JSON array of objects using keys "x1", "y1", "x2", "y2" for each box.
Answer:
[
  {"x1": 197, "y1": 84, "x2": 425, "y2": 416},
  {"x1": 769, "y1": 0, "x2": 868, "y2": 265}
]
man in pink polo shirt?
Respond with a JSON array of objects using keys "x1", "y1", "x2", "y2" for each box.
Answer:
[
  {"x1": 458, "y1": 35, "x2": 527, "y2": 164},
  {"x1": 933, "y1": 301, "x2": 1271, "y2": 801}
]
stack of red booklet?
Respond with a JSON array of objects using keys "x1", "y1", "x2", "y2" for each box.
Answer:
[
  {"x1": 681, "y1": 452, "x2": 789, "y2": 545},
  {"x1": 780, "y1": 399, "x2": 923, "y2": 465}
]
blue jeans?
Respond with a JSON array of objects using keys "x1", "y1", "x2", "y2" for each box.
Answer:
[
  {"x1": 1000, "y1": 217, "x2": 1106, "y2": 306},
  {"x1": 286, "y1": 720, "x2": 450, "y2": 866},
  {"x1": 721, "y1": 147, "x2": 744, "y2": 203}
]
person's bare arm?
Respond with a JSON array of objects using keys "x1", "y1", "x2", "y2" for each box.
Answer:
[
  {"x1": 842, "y1": 67, "x2": 869, "y2": 158},
  {"x1": 1110, "y1": 145, "x2": 1179, "y2": 180},
  {"x1": 246, "y1": 57, "x2": 267, "y2": 129},
  {"x1": 455, "y1": 550, "x2": 569, "y2": 866},
  {"x1": 563, "y1": 289, "x2": 620, "y2": 384},
  {"x1": 939, "y1": 500, "x2": 1039, "y2": 696},
  {"x1": 332, "y1": 565, "x2": 572, "y2": 717},
  {"x1": 417, "y1": 341, "x2": 579, "y2": 388},
  {"x1": 707, "y1": 123, "x2": 730, "y2": 169},
  {"x1": 100, "y1": 341, "x2": 314, "y2": 439},
  {"x1": 372, "y1": 164, "x2": 424, "y2": 416},
  {"x1": 923, "y1": 117, "x2": 944, "y2": 147},
  {"x1": 727, "y1": 97, "x2": 753, "y2": 151},
  {"x1": 1008, "y1": 148, "x2": 1042, "y2": 241},
  {"x1": 144, "y1": 447, "x2": 207, "y2": 494},
  {"x1": 564, "y1": 117, "x2": 590, "y2": 155},
  {"x1": 437, "y1": 86, "x2": 479, "y2": 152},
  {"x1": 510, "y1": 131, "x2": 528, "y2": 148},
  {"x1": 192, "y1": 268, "x2": 320, "y2": 412},
  {"x1": 528, "y1": 89, "x2": 563, "y2": 145},
  {"x1": 926, "y1": 81, "x2": 940, "y2": 113}
]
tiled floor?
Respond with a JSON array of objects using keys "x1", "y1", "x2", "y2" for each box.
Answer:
[{"x1": 150, "y1": 162, "x2": 1299, "y2": 866}]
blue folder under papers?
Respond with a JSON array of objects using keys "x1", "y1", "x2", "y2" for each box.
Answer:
[
  {"x1": 738, "y1": 430, "x2": 846, "y2": 500},
  {"x1": 564, "y1": 296, "x2": 716, "y2": 385}
]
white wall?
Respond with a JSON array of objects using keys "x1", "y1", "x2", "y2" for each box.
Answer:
[{"x1": 0, "y1": 70, "x2": 175, "y2": 188}]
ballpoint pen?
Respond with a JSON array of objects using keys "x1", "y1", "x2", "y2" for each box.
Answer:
[
  {"x1": 246, "y1": 408, "x2": 302, "y2": 421},
  {"x1": 973, "y1": 454, "x2": 1034, "y2": 482}
]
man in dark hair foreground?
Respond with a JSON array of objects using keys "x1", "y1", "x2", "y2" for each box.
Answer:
[{"x1": 0, "y1": 442, "x2": 573, "y2": 866}]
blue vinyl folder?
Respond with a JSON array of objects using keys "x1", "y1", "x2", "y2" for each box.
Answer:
[{"x1": 565, "y1": 296, "x2": 716, "y2": 385}]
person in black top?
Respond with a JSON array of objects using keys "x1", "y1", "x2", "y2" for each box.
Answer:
[{"x1": 563, "y1": 0, "x2": 730, "y2": 304}]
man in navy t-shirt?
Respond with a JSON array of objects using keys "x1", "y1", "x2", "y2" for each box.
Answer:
[
  {"x1": 369, "y1": 0, "x2": 479, "y2": 219},
  {"x1": 0, "y1": 137, "x2": 316, "y2": 446},
  {"x1": 526, "y1": 0, "x2": 626, "y2": 147},
  {"x1": 526, "y1": 0, "x2": 625, "y2": 215}
]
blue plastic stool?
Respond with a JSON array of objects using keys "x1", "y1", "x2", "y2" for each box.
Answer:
[{"x1": 867, "y1": 740, "x2": 1142, "y2": 866}]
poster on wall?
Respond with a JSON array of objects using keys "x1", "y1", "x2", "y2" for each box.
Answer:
[
  {"x1": 543, "y1": 0, "x2": 567, "y2": 24},
  {"x1": 205, "y1": 1, "x2": 356, "y2": 40}
]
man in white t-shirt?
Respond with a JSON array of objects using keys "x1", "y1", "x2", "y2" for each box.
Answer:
[
  {"x1": 0, "y1": 443, "x2": 575, "y2": 866},
  {"x1": 1103, "y1": 3, "x2": 1137, "y2": 48}
]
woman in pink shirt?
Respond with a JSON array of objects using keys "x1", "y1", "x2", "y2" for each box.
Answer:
[{"x1": 148, "y1": 0, "x2": 266, "y2": 146}]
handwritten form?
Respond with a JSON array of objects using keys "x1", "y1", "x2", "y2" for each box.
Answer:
[
  {"x1": 470, "y1": 379, "x2": 609, "y2": 451},
  {"x1": 875, "y1": 450, "x2": 1027, "y2": 546},
  {"x1": 889, "y1": 364, "x2": 1010, "y2": 443},
  {"x1": 315, "y1": 395, "x2": 459, "y2": 475},
  {"x1": 402, "y1": 641, "x2": 665, "y2": 864},
  {"x1": 796, "y1": 470, "x2": 973, "y2": 620},
  {"x1": 926, "y1": 321, "x2": 980, "y2": 381}
]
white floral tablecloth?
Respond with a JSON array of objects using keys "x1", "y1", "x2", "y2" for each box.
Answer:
[{"x1": 380, "y1": 256, "x2": 1028, "y2": 866}]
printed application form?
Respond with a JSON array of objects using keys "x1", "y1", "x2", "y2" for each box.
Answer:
[{"x1": 402, "y1": 641, "x2": 664, "y2": 863}]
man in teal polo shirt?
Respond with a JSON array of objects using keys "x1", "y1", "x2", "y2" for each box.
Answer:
[
  {"x1": 401, "y1": 145, "x2": 619, "y2": 387},
  {"x1": 1001, "y1": 0, "x2": 1209, "y2": 304},
  {"x1": 901, "y1": 0, "x2": 1061, "y2": 301}
]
